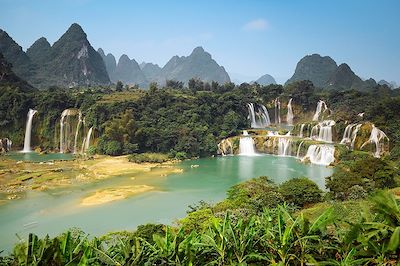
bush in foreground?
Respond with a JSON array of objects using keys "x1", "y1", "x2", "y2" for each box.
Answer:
[{"x1": 279, "y1": 177, "x2": 322, "y2": 207}]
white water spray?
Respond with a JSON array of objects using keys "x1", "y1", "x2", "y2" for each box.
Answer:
[
  {"x1": 302, "y1": 145, "x2": 335, "y2": 166},
  {"x1": 22, "y1": 109, "x2": 37, "y2": 153},
  {"x1": 313, "y1": 100, "x2": 328, "y2": 121},
  {"x1": 85, "y1": 126, "x2": 93, "y2": 151},
  {"x1": 360, "y1": 125, "x2": 389, "y2": 157},
  {"x1": 286, "y1": 98, "x2": 293, "y2": 125},
  {"x1": 274, "y1": 98, "x2": 281, "y2": 124},
  {"x1": 276, "y1": 137, "x2": 292, "y2": 156},
  {"x1": 239, "y1": 130, "x2": 256, "y2": 155},
  {"x1": 247, "y1": 103, "x2": 271, "y2": 128},
  {"x1": 299, "y1": 124, "x2": 305, "y2": 138}
]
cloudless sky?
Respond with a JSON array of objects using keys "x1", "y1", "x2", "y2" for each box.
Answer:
[{"x1": 1, "y1": 0, "x2": 399, "y2": 84}]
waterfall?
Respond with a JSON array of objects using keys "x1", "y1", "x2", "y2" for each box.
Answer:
[
  {"x1": 312, "y1": 100, "x2": 328, "y2": 121},
  {"x1": 360, "y1": 125, "x2": 389, "y2": 157},
  {"x1": 239, "y1": 130, "x2": 256, "y2": 155},
  {"x1": 340, "y1": 124, "x2": 355, "y2": 144},
  {"x1": 299, "y1": 124, "x2": 305, "y2": 138},
  {"x1": 302, "y1": 145, "x2": 335, "y2": 166},
  {"x1": 274, "y1": 98, "x2": 281, "y2": 124},
  {"x1": 73, "y1": 112, "x2": 83, "y2": 154},
  {"x1": 286, "y1": 98, "x2": 294, "y2": 125},
  {"x1": 350, "y1": 124, "x2": 362, "y2": 149},
  {"x1": 60, "y1": 108, "x2": 80, "y2": 153},
  {"x1": 277, "y1": 137, "x2": 292, "y2": 156},
  {"x1": 247, "y1": 103, "x2": 271, "y2": 128},
  {"x1": 22, "y1": 109, "x2": 37, "y2": 153},
  {"x1": 296, "y1": 141, "x2": 304, "y2": 158},
  {"x1": 85, "y1": 126, "x2": 93, "y2": 151},
  {"x1": 310, "y1": 120, "x2": 335, "y2": 142}
]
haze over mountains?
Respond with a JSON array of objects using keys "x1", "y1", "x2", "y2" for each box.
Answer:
[{"x1": 0, "y1": 23, "x2": 397, "y2": 90}]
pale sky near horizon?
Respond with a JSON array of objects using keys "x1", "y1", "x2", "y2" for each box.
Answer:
[{"x1": 1, "y1": 0, "x2": 399, "y2": 84}]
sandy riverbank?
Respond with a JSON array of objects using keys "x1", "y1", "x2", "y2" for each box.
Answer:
[
  {"x1": 0, "y1": 155, "x2": 182, "y2": 200},
  {"x1": 81, "y1": 185, "x2": 154, "y2": 206}
]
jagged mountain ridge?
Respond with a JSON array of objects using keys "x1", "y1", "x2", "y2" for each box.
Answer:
[
  {"x1": 0, "y1": 23, "x2": 110, "y2": 88},
  {"x1": 98, "y1": 46, "x2": 231, "y2": 87}
]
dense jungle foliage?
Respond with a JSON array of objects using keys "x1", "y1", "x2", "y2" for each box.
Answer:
[{"x1": 1, "y1": 80, "x2": 400, "y2": 158}]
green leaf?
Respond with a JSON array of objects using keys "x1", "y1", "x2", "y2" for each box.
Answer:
[{"x1": 387, "y1": 226, "x2": 400, "y2": 252}]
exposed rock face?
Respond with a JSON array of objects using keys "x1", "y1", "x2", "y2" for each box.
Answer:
[
  {"x1": 255, "y1": 74, "x2": 276, "y2": 85},
  {"x1": 286, "y1": 54, "x2": 337, "y2": 87},
  {"x1": 159, "y1": 46, "x2": 231, "y2": 85},
  {"x1": 113, "y1": 54, "x2": 147, "y2": 86},
  {"x1": 46, "y1": 23, "x2": 110, "y2": 87},
  {"x1": 0, "y1": 23, "x2": 110, "y2": 88}
]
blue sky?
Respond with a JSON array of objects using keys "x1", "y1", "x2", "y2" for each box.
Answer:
[{"x1": 1, "y1": 0, "x2": 399, "y2": 84}]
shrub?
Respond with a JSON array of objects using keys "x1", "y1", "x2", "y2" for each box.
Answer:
[
  {"x1": 128, "y1": 153, "x2": 169, "y2": 163},
  {"x1": 279, "y1": 177, "x2": 322, "y2": 207},
  {"x1": 227, "y1": 176, "x2": 284, "y2": 212},
  {"x1": 175, "y1": 151, "x2": 187, "y2": 160},
  {"x1": 104, "y1": 140, "x2": 123, "y2": 156},
  {"x1": 133, "y1": 224, "x2": 164, "y2": 244},
  {"x1": 123, "y1": 142, "x2": 139, "y2": 154},
  {"x1": 326, "y1": 156, "x2": 398, "y2": 200}
]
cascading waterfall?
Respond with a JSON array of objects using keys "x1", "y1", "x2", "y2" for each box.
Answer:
[
  {"x1": 22, "y1": 109, "x2": 37, "y2": 153},
  {"x1": 85, "y1": 126, "x2": 93, "y2": 151},
  {"x1": 340, "y1": 124, "x2": 355, "y2": 144},
  {"x1": 310, "y1": 120, "x2": 335, "y2": 142},
  {"x1": 350, "y1": 124, "x2": 362, "y2": 149},
  {"x1": 312, "y1": 100, "x2": 328, "y2": 121},
  {"x1": 299, "y1": 124, "x2": 305, "y2": 138},
  {"x1": 276, "y1": 137, "x2": 292, "y2": 156},
  {"x1": 247, "y1": 103, "x2": 271, "y2": 128},
  {"x1": 360, "y1": 125, "x2": 389, "y2": 157},
  {"x1": 274, "y1": 98, "x2": 281, "y2": 124},
  {"x1": 296, "y1": 141, "x2": 304, "y2": 158},
  {"x1": 60, "y1": 109, "x2": 80, "y2": 153},
  {"x1": 239, "y1": 130, "x2": 256, "y2": 155},
  {"x1": 286, "y1": 98, "x2": 294, "y2": 125},
  {"x1": 73, "y1": 112, "x2": 83, "y2": 154},
  {"x1": 302, "y1": 145, "x2": 335, "y2": 166}
]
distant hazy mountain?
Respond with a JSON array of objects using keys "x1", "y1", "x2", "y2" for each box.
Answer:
[
  {"x1": 0, "y1": 23, "x2": 110, "y2": 88},
  {"x1": 140, "y1": 62, "x2": 162, "y2": 82},
  {"x1": 159, "y1": 46, "x2": 230, "y2": 84},
  {"x1": 285, "y1": 54, "x2": 337, "y2": 87},
  {"x1": 326, "y1": 63, "x2": 364, "y2": 90},
  {"x1": 0, "y1": 52, "x2": 34, "y2": 91},
  {"x1": 255, "y1": 74, "x2": 276, "y2": 85},
  {"x1": 286, "y1": 53, "x2": 379, "y2": 91},
  {"x1": 98, "y1": 48, "x2": 117, "y2": 81},
  {"x1": 113, "y1": 54, "x2": 147, "y2": 86},
  {"x1": 378, "y1": 79, "x2": 398, "y2": 89}
]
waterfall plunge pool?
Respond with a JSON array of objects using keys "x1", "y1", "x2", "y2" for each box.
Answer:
[
  {"x1": 4, "y1": 152, "x2": 74, "y2": 162},
  {"x1": 0, "y1": 154, "x2": 333, "y2": 252}
]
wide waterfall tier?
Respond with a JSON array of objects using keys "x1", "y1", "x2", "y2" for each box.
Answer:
[
  {"x1": 239, "y1": 130, "x2": 256, "y2": 156},
  {"x1": 275, "y1": 137, "x2": 292, "y2": 156},
  {"x1": 286, "y1": 98, "x2": 294, "y2": 125},
  {"x1": 60, "y1": 108, "x2": 89, "y2": 154},
  {"x1": 22, "y1": 109, "x2": 37, "y2": 153},
  {"x1": 302, "y1": 144, "x2": 335, "y2": 166},
  {"x1": 313, "y1": 100, "x2": 329, "y2": 121},
  {"x1": 247, "y1": 103, "x2": 271, "y2": 128},
  {"x1": 310, "y1": 120, "x2": 335, "y2": 142}
]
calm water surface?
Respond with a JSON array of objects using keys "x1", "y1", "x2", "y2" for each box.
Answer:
[{"x1": 0, "y1": 155, "x2": 333, "y2": 252}]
